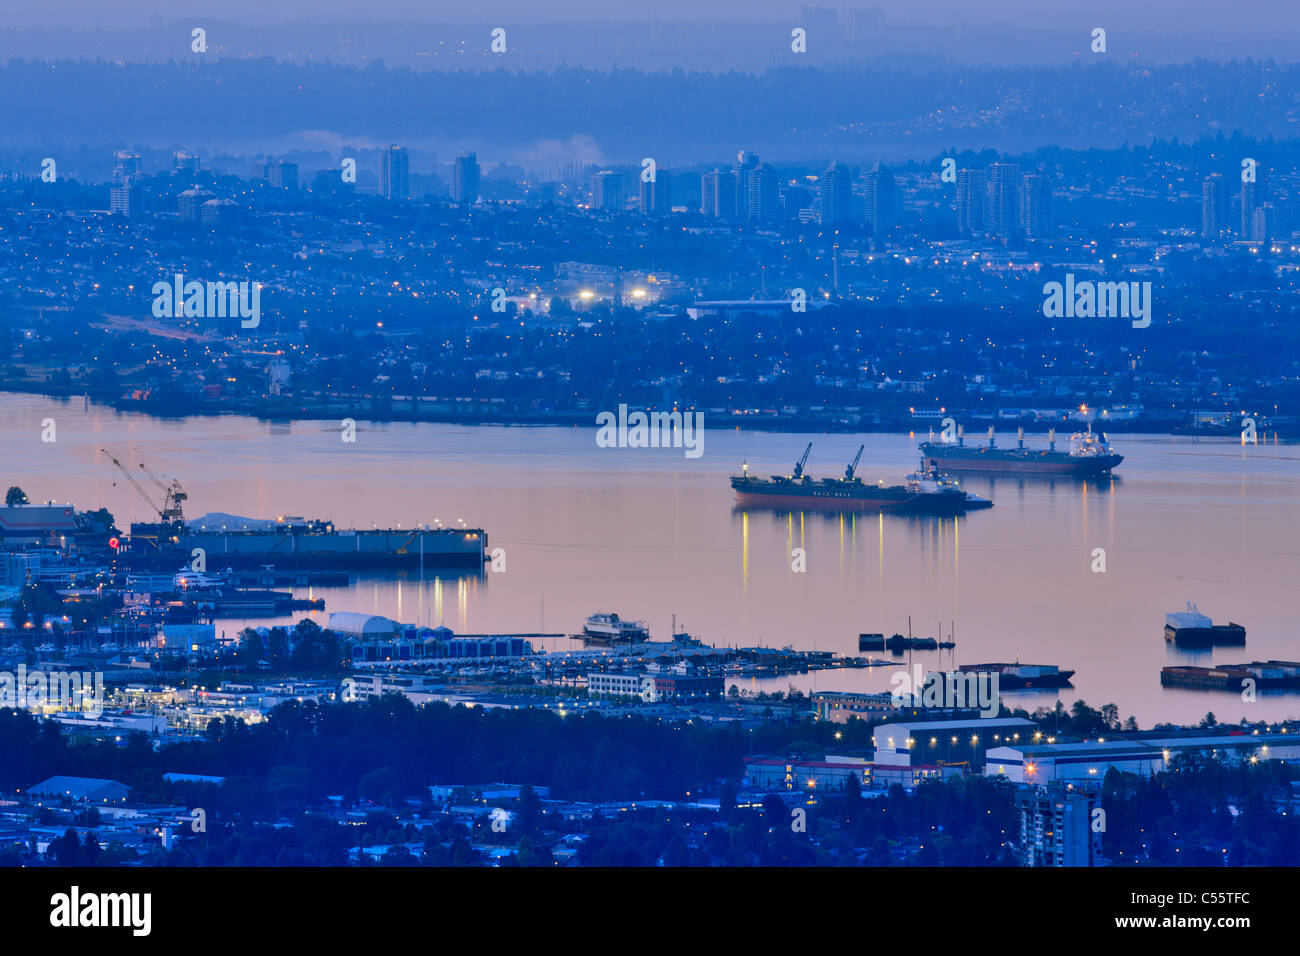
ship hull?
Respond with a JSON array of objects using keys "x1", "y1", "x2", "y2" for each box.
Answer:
[
  {"x1": 1164, "y1": 623, "x2": 1246, "y2": 647},
  {"x1": 581, "y1": 631, "x2": 647, "y2": 645},
  {"x1": 920, "y1": 444, "x2": 1122, "y2": 475},
  {"x1": 957, "y1": 664, "x2": 1075, "y2": 688},
  {"x1": 988, "y1": 673, "x2": 1075, "y2": 689},
  {"x1": 732, "y1": 488, "x2": 967, "y2": 516}
]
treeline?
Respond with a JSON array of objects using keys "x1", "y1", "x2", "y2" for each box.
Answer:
[
  {"x1": 1102, "y1": 753, "x2": 1300, "y2": 866},
  {"x1": 4, "y1": 700, "x2": 1298, "y2": 865}
]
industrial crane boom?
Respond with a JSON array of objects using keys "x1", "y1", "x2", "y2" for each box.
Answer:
[
  {"x1": 793, "y1": 442, "x2": 812, "y2": 479},
  {"x1": 137, "y1": 462, "x2": 187, "y2": 523},
  {"x1": 845, "y1": 444, "x2": 864, "y2": 480},
  {"x1": 137, "y1": 462, "x2": 169, "y2": 494},
  {"x1": 101, "y1": 448, "x2": 164, "y2": 522}
]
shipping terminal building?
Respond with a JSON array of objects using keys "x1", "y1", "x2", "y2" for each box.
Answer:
[{"x1": 984, "y1": 731, "x2": 1300, "y2": 784}]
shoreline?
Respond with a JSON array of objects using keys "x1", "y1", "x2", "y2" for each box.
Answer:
[{"x1": 0, "y1": 384, "x2": 1279, "y2": 439}]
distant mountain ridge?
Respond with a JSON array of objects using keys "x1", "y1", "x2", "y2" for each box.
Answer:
[{"x1": 1, "y1": 58, "x2": 1297, "y2": 164}]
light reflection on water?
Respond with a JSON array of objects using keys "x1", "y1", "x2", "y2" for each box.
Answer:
[{"x1": 3, "y1": 393, "x2": 1297, "y2": 726}]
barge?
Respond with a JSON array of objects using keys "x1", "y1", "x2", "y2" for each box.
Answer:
[
  {"x1": 1161, "y1": 661, "x2": 1300, "y2": 691},
  {"x1": 1164, "y1": 604, "x2": 1246, "y2": 647}
]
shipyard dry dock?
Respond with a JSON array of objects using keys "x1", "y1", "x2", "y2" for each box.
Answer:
[
  {"x1": 124, "y1": 517, "x2": 487, "y2": 569},
  {"x1": 95, "y1": 452, "x2": 488, "y2": 570}
]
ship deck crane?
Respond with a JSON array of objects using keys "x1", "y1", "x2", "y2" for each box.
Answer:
[
  {"x1": 100, "y1": 449, "x2": 184, "y2": 528},
  {"x1": 792, "y1": 442, "x2": 812, "y2": 480},
  {"x1": 845, "y1": 444, "x2": 864, "y2": 481},
  {"x1": 137, "y1": 461, "x2": 187, "y2": 525}
]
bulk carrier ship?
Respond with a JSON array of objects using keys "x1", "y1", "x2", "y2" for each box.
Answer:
[
  {"x1": 919, "y1": 424, "x2": 1123, "y2": 476},
  {"x1": 730, "y1": 444, "x2": 992, "y2": 516}
]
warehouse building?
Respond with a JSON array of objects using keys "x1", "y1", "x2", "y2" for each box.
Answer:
[
  {"x1": 871, "y1": 717, "x2": 1038, "y2": 771},
  {"x1": 985, "y1": 731, "x2": 1300, "y2": 784}
]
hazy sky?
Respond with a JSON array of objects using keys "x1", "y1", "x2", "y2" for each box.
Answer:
[{"x1": 6, "y1": 1, "x2": 1297, "y2": 31}]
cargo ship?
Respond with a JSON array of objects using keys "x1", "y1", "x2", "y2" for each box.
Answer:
[
  {"x1": 582, "y1": 612, "x2": 650, "y2": 645},
  {"x1": 957, "y1": 662, "x2": 1075, "y2": 689},
  {"x1": 731, "y1": 444, "x2": 992, "y2": 516},
  {"x1": 1164, "y1": 604, "x2": 1246, "y2": 647},
  {"x1": 919, "y1": 423, "x2": 1122, "y2": 476}
]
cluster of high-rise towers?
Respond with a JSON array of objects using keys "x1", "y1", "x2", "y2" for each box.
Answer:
[
  {"x1": 589, "y1": 153, "x2": 901, "y2": 231},
  {"x1": 953, "y1": 162, "x2": 1053, "y2": 238},
  {"x1": 1201, "y1": 165, "x2": 1275, "y2": 242},
  {"x1": 588, "y1": 154, "x2": 1055, "y2": 238},
  {"x1": 377, "y1": 145, "x2": 480, "y2": 204},
  {"x1": 696, "y1": 154, "x2": 896, "y2": 228}
]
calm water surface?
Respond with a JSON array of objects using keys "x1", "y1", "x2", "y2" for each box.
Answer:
[{"x1": 5, "y1": 393, "x2": 1298, "y2": 726}]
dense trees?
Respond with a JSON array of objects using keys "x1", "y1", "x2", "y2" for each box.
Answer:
[
  {"x1": 5, "y1": 697, "x2": 1297, "y2": 866},
  {"x1": 1102, "y1": 754, "x2": 1300, "y2": 866}
]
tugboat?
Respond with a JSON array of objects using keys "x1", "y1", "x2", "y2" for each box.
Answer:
[{"x1": 730, "y1": 444, "x2": 992, "y2": 515}]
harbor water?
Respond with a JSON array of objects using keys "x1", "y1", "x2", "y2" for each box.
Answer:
[{"x1": 3, "y1": 393, "x2": 1297, "y2": 727}]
